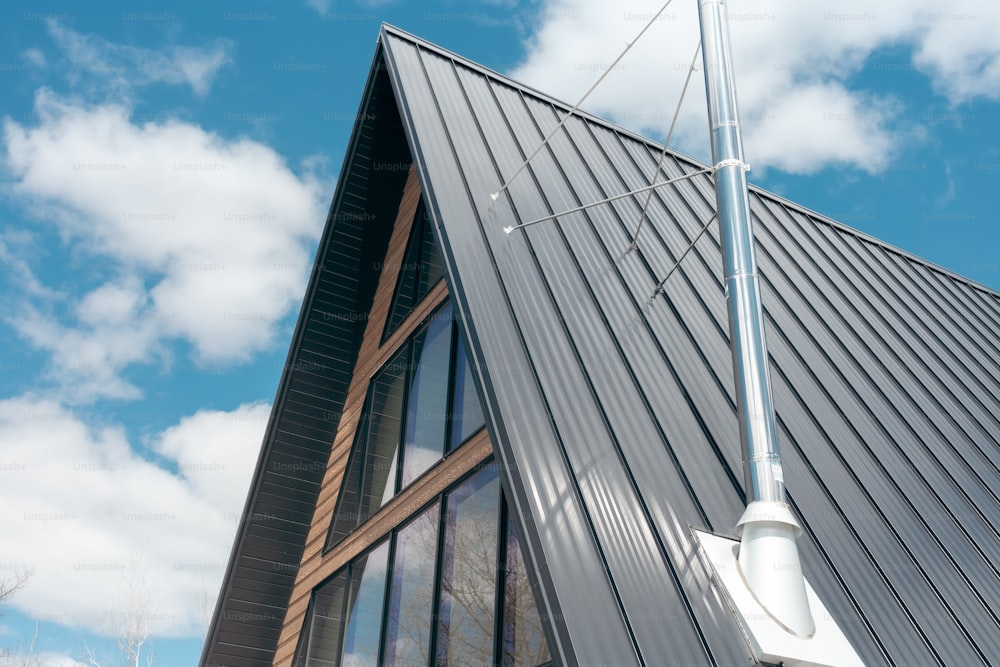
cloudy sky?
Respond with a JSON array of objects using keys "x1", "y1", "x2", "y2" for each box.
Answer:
[{"x1": 1, "y1": 0, "x2": 997, "y2": 664}]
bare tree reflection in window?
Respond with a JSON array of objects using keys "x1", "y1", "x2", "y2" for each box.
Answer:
[
  {"x1": 341, "y1": 540, "x2": 390, "y2": 666},
  {"x1": 503, "y1": 514, "x2": 551, "y2": 666},
  {"x1": 436, "y1": 467, "x2": 500, "y2": 666},
  {"x1": 384, "y1": 503, "x2": 440, "y2": 666}
]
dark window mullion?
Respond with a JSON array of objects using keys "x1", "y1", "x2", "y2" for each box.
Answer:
[
  {"x1": 393, "y1": 337, "x2": 414, "y2": 496},
  {"x1": 334, "y1": 562, "x2": 353, "y2": 666},
  {"x1": 292, "y1": 588, "x2": 316, "y2": 666},
  {"x1": 353, "y1": 400, "x2": 373, "y2": 535},
  {"x1": 443, "y1": 317, "x2": 460, "y2": 454},
  {"x1": 376, "y1": 530, "x2": 398, "y2": 667},
  {"x1": 326, "y1": 398, "x2": 371, "y2": 550},
  {"x1": 414, "y1": 200, "x2": 427, "y2": 289},
  {"x1": 494, "y1": 488, "x2": 511, "y2": 666},
  {"x1": 427, "y1": 495, "x2": 449, "y2": 667}
]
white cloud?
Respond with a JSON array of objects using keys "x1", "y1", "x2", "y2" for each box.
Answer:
[
  {"x1": 38, "y1": 653, "x2": 88, "y2": 667},
  {"x1": 153, "y1": 403, "x2": 271, "y2": 519},
  {"x1": 512, "y1": 0, "x2": 1000, "y2": 174},
  {"x1": 22, "y1": 48, "x2": 47, "y2": 69},
  {"x1": 10, "y1": 299, "x2": 158, "y2": 402},
  {"x1": 0, "y1": 235, "x2": 60, "y2": 302},
  {"x1": 0, "y1": 397, "x2": 267, "y2": 637},
  {"x1": 305, "y1": 0, "x2": 332, "y2": 17},
  {"x1": 46, "y1": 21, "x2": 232, "y2": 97},
  {"x1": 912, "y1": 8, "x2": 1000, "y2": 103},
  {"x1": 2, "y1": 91, "x2": 325, "y2": 400}
]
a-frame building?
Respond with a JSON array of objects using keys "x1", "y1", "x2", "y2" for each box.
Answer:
[{"x1": 202, "y1": 25, "x2": 1000, "y2": 667}]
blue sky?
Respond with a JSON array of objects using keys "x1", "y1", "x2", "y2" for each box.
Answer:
[{"x1": 0, "y1": 1, "x2": 997, "y2": 665}]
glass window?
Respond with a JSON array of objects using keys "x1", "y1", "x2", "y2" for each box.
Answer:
[
  {"x1": 400, "y1": 304, "x2": 453, "y2": 488},
  {"x1": 341, "y1": 540, "x2": 391, "y2": 667},
  {"x1": 502, "y1": 515, "x2": 551, "y2": 667},
  {"x1": 384, "y1": 503, "x2": 441, "y2": 666},
  {"x1": 449, "y1": 340, "x2": 486, "y2": 451},
  {"x1": 361, "y1": 352, "x2": 407, "y2": 510},
  {"x1": 415, "y1": 205, "x2": 445, "y2": 300},
  {"x1": 297, "y1": 570, "x2": 349, "y2": 667},
  {"x1": 385, "y1": 201, "x2": 445, "y2": 340},
  {"x1": 436, "y1": 466, "x2": 500, "y2": 666},
  {"x1": 329, "y1": 296, "x2": 492, "y2": 550},
  {"x1": 303, "y1": 463, "x2": 552, "y2": 667},
  {"x1": 328, "y1": 348, "x2": 407, "y2": 546},
  {"x1": 327, "y1": 437, "x2": 363, "y2": 547}
]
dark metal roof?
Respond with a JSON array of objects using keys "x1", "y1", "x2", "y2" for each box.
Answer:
[
  {"x1": 204, "y1": 24, "x2": 1000, "y2": 666},
  {"x1": 379, "y1": 25, "x2": 1000, "y2": 666}
]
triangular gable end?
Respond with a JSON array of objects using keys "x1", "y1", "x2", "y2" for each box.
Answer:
[
  {"x1": 203, "y1": 30, "x2": 555, "y2": 666},
  {"x1": 201, "y1": 44, "x2": 416, "y2": 667}
]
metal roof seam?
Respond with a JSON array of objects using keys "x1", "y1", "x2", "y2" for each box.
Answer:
[
  {"x1": 760, "y1": 196, "x2": 1000, "y2": 430},
  {"x1": 756, "y1": 202, "x2": 1000, "y2": 543},
  {"x1": 519, "y1": 94, "x2": 727, "y2": 666},
  {"x1": 869, "y1": 243, "x2": 1000, "y2": 385},
  {"x1": 811, "y1": 218, "x2": 1000, "y2": 437},
  {"x1": 765, "y1": 364, "x2": 946, "y2": 665}
]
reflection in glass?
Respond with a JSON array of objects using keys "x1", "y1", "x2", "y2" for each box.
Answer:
[
  {"x1": 363, "y1": 353, "x2": 406, "y2": 509},
  {"x1": 385, "y1": 201, "x2": 445, "y2": 338},
  {"x1": 449, "y1": 341, "x2": 486, "y2": 451},
  {"x1": 437, "y1": 466, "x2": 500, "y2": 666},
  {"x1": 328, "y1": 347, "x2": 407, "y2": 546},
  {"x1": 307, "y1": 460, "x2": 554, "y2": 667},
  {"x1": 299, "y1": 570, "x2": 348, "y2": 667},
  {"x1": 502, "y1": 515, "x2": 551, "y2": 667},
  {"x1": 341, "y1": 540, "x2": 390, "y2": 667},
  {"x1": 385, "y1": 504, "x2": 441, "y2": 666},
  {"x1": 401, "y1": 305, "x2": 453, "y2": 487},
  {"x1": 416, "y1": 204, "x2": 445, "y2": 299},
  {"x1": 327, "y1": 439, "x2": 363, "y2": 547}
]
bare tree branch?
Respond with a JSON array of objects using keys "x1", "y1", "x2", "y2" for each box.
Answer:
[
  {"x1": 0, "y1": 567, "x2": 32, "y2": 607},
  {"x1": 110, "y1": 551, "x2": 152, "y2": 667}
]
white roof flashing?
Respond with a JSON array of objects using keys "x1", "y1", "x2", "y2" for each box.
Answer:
[{"x1": 694, "y1": 529, "x2": 865, "y2": 667}]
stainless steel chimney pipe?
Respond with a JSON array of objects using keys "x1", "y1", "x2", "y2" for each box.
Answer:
[
  {"x1": 696, "y1": 0, "x2": 815, "y2": 637},
  {"x1": 698, "y1": 0, "x2": 783, "y2": 507}
]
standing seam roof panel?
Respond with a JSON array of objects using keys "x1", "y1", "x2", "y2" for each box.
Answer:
[
  {"x1": 497, "y1": 85, "x2": 744, "y2": 664},
  {"x1": 760, "y1": 301, "x2": 992, "y2": 662},
  {"x1": 423, "y1": 47, "x2": 684, "y2": 664},
  {"x1": 758, "y1": 200, "x2": 1000, "y2": 532},
  {"x1": 762, "y1": 199, "x2": 1000, "y2": 473},
  {"x1": 382, "y1": 34, "x2": 633, "y2": 666}
]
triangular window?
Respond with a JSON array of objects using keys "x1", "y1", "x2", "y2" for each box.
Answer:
[{"x1": 383, "y1": 200, "x2": 444, "y2": 341}]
